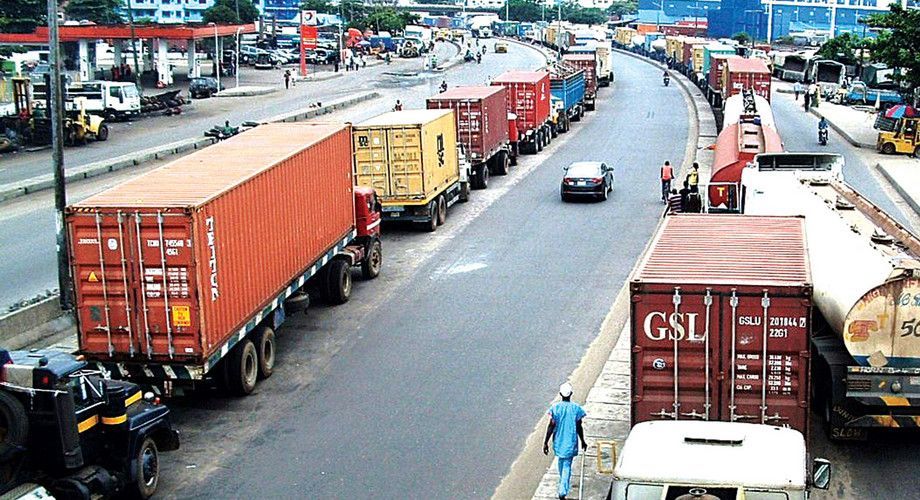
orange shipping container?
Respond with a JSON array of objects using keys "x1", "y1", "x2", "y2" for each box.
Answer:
[{"x1": 68, "y1": 123, "x2": 356, "y2": 375}]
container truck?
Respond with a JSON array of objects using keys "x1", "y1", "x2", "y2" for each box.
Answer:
[
  {"x1": 561, "y1": 54, "x2": 597, "y2": 111},
  {"x1": 741, "y1": 152, "x2": 920, "y2": 440},
  {"x1": 778, "y1": 53, "x2": 813, "y2": 82},
  {"x1": 702, "y1": 43, "x2": 735, "y2": 77},
  {"x1": 611, "y1": 421, "x2": 831, "y2": 500},
  {"x1": 567, "y1": 44, "x2": 613, "y2": 87},
  {"x1": 722, "y1": 57, "x2": 772, "y2": 103},
  {"x1": 427, "y1": 86, "x2": 512, "y2": 190},
  {"x1": 353, "y1": 109, "x2": 463, "y2": 232},
  {"x1": 806, "y1": 59, "x2": 846, "y2": 97},
  {"x1": 67, "y1": 123, "x2": 383, "y2": 397},
  {"x1": 549, "y1": 64, "x2": 586, "y2": 132},
  {"x1": 492, "y1": 70, "x2": 553, "y2": 156},
  {"x1": 706, "y1": 53, "x2": 738, "y2": 107},
  {"x1": 631, "y1": 214, "x2": 813, "y2": 437}
]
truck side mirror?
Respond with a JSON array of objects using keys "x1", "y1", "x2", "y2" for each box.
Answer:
[{"x1": 812, "y1": 458, "x2": 831, "y2": 490}]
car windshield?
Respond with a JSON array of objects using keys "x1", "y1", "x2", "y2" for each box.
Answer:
[{"x1": 566, "y1": 164, "x2": 601, "y2": 177}]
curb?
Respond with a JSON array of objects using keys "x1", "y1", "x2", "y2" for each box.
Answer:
[
  {"x1": 0, "y1": 297, "x2": 66, "y2": 348},
  {"x1": 808, "y1": 107, "x2": 876, "y2": 149},
  {"x1": 216, "y1": 86, "x2": 277, "y2": 97},
  {"x1": 0, "y1": 93, "x2": 379, "y2": 203},
  {"x1": 877, "y1": 163, "x2": 920, "y2": 218}
]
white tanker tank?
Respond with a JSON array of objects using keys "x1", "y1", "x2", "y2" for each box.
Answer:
[{"x1": 741, "y1": 152, "x2": 920, "y2": 439}]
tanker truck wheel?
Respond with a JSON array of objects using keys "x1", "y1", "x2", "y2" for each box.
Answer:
[
  {"x1": 227, "y1": 339, "x2": 258, "y2": 396},
  {"x1": 362, "y1": 239, "x2": 382, "y2": 279},
  {"x1": 323, "y1": 259, "x2": 352, "y2": 304},
  {"x1": 0, "y1": 391, "x2": 28, "y2": 462}
]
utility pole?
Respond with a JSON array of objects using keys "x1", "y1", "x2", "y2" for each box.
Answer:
[
  {"x1": 126, "y1": 0, "x2": 143, "y2": 95},
  {"x1": 47, "y1": 0, "x2": 72, "y2": 310}
]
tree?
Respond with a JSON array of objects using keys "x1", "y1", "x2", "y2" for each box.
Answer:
[
  {"x1": 349, "y1": 7, "x2": 417, "y2": 33},
  {"x1": 0, "y1": 0, "x2": 45, "y2": 33},
  {"x1": 606, "y1": 0, "x2": 637, "y2": 18},
  {"x1": 731, "y1": 32, "x2": 751, "y2": 45},
  {"x1": 202, "y1": 0, "x2": 259, "y2": 23},
  {"x1": 505, "y1": 0, "x2": 544, "y2": 23},
  {"x1": 338, "y1": 0, "x2": 366, "y2": 23},
  {"x1": 66, "y1": 0, "x2": 123, "y2": 24},
  {"x1": 300, "y1": 0, "x2": 333, "y2": 14},
  {"x1": 566, "y1": 7, "x2": 606, "y2": 25},
  {"x1": 816, "y1": 32, "x2": 870, "y2": 66},
  {"x1": 866, "y1": 5, "x2": 920, "y2": 93}
]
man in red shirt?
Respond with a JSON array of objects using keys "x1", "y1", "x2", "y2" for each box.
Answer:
[{"x1": 660, "y1": 161, "x2": 674, "y2": 202}]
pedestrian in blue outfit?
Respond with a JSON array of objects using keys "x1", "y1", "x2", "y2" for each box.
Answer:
[{"x1": 543, "y1": 382, "x2": 587, "y2": 500}]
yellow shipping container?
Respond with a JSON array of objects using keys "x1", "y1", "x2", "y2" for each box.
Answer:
[
  {"x1": 692, "y1": 44, "x2": 706, "y2": 73},
  {"x1": 353, "y1": 109, "x2": 461, "y2": 216},
  {"x1": 546, "y1": 26, "x2": 558, "y2": 46}
]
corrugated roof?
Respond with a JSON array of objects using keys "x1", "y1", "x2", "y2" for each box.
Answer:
[
  {"x1": 72, "y1": 122, "x2": 346, "y2": 209},
  {"x1": 355, "y1": 108, "x2": 452, "y2": 127},
  {"x1": 635, "y1": 215, "x2": 810, "y2": 286},
  {"x1": 431, "y1": 86, "x2": 503, "y2": 100},
  {"x1": 562, "y1": 54, "x2": 594, "y2": 61},
  {"x1": 492, "y1": 70, "x2": 549, "y2": 83},
  {"x1": 726, "y1": 57, "x2": 770, "y2": 74}
]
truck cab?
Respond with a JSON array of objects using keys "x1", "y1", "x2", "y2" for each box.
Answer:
[
  {"x1": 611, "y1": 421, "x2": 830, "y2": 500},
  {"x1": 0, "y1": 348, "x2": 179, "y2": 499}
]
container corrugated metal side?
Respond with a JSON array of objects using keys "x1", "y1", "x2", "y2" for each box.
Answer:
[
  {"x1": 723, "y1": 57, "x2": 773, "y2": 102},
  {"x1": 353, "y1": 109, "x2": 459, "y2": 206},
  {"x1": 707, "y1": 54, "x2": 738, "y2": 93},
  {"x1": 561, "y1": 54, "x2": 597, "y2": 97},
  {"x1": 492, "y1": 71, "x2": 551, "y2": 135},
  {"x1": 68, "y1": 123, "x2": 355, "y2": 366},
  {"x1": 630, "y1": 215, "x2": 812, "y2": 438},
  {"x1": 426, "y1": 86, "x2": 508, "y2": 165},
  {"x1": 550, "y1": 65, "x2": 586, "y2": 111}
]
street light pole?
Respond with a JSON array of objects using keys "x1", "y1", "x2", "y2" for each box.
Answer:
[
  {"x1": 236, "y1": 27, "x2": 242, "y2": 88},
  {"x1": 210, "y1": 23, "x2": 221, "y2": 92},
  {"x1": 47, "y1": 0, "x2": 72, "y2": 310}
]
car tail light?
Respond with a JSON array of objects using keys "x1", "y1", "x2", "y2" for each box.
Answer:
[
  {"x1": 590, "y1": 177, "x2": 602, "y2": 183},
  {"x1": 564, "y1": 178, "x2": 576, "y2": 184}
]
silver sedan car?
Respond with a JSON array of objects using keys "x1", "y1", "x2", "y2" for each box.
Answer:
[{"x1": 561, "y1": 161, "x2": 614, "y2": 202}]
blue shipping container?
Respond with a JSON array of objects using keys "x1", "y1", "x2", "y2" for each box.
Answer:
[{"x1": 550, "y1": 67, "x2": 585, "y2": 112}]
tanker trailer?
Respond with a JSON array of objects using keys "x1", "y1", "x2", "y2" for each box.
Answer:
[{"x1": 741, "y1": 152, "x2": 920, "y2": 440}]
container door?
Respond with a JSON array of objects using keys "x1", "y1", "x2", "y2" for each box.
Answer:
[
  {"x1": 719, "y1": 291, "x2": 810, "y2": 435},
  {"x1": 353, "y1": 128, "x2": 392, "y2": 197},
  {"x1": 386, "y1": 126, "x2": 425, "y2": 197},
  {"x1": 632, "y1": 288, "x2": 721, "y2": 425},
  {"x1": 455, "y1": 101, "x2": 483, "y2": 159},
  {"x1": 129, "y1": 212, "x2": 201, "y2": 360},
  {"x1": 71, "y1": 211, "x2": 142, "y2": 357}
]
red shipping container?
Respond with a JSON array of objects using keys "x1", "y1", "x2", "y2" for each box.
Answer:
[
  {"x1": 707, "y1": 53, "x2": 738, "y2": 93},
  {"x1": 68, "y1": 123, "x2": 355, "y2": 368},
  {"x1": 492, "y1": 70, "x2": 551, "y2": 136},
  {"x1": 682, "y1": 41, "x2": 705, "y2": 66},
  {"x1": 562, "y1": 54, "x2": 597, "y2": 97},
  {"x1": 722, "y1": 57, "x2": 772, "y2": 102},
  {"x1": 630, "y1": 215, "x2": 812, "y2": 438},
  {"x1": 426, "y1": 86, "x2": 509, "y2": 165}
]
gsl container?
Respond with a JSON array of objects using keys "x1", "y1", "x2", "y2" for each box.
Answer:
[
  {"x1": 722, "y1": 57, "x2": 772, "y2": 102},
  {"x1": 630, "y1": 215, "x2": 812, "y2": 437},
  {"x1": 562, "y1": 54, "x2": 597, "y2": 111},
  {"x1": 492, "y1": 70, "x2": 552, "y2": 155}
]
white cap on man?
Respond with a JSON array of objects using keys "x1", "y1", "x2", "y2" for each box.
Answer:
[{"x1": 559, "y1": 382, "x2": 573, "y2": 398}]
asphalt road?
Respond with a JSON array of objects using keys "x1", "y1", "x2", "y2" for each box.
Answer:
[
  {"x1": 0, "y1": 41, "x2": 541, "y2": 311},
  {"x1": 152, "y1": 51, "x2": 689, "y2": 498},
  {"x1": 0, "y1": 43, "x2": 461, "y2": 187}
]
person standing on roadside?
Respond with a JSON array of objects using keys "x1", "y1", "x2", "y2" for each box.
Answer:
[
  {"x1": 543, "y1": 383, "x2": 587, "y2": 500},
  {"x1": 803, "y1": 80, "x2": 812, "y2": 111},
  {"x1": 660, "y1": 160, "x2": 674, "y2": 202},
  {"x1": 687, "y1": 162, "x2": 699, "y2": 192},
  {"x1": 283, "y1": 69, "x2": 291, "y2": 89},
  {"x1": 793, "y1": 81, "x2": 803, "y2": 101}
]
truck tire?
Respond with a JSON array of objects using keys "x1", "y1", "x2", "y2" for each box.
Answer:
[
  {"x1": 914, "y1": 146, "x2": 920, "y2": 158},
  {"x1": 96, "y1": 123, "x2": 109, "y2": 142},
  {"x1": 536, "y1": 132, "x2": 544, "y2": 152},
  {"x1": 361, "y1": 239, "x2": 382, "y2": 279},
  {"x1": 105, "y1": 110, "x2": 118, "y2": 123},
  {"x1": 228, "y1": 339, "x2": 259, "y2": 396},
  {"x1": 0, "y1": 391, "x2": 28, "y2": 462},
  {"x1": 473, "y1": 166, "x2": 489, "y2": 189},
  {"x1": 132, "y1": 436, "x2": 160, "y2": 498},
  {"x1": 881, "y1": 142, "x2": 895, "y2": 154},
  {"x1": 253, "y1": 326, "x2": 276, "y2": 379},
  {"x1": 459, "y1": 181, "x2": 471, "y2": 202},
  {"x1": 550, "y1": 124, "x2": 559, "y2": 138},
  {"x1": 492, "y1": 150, "x2": 509, "y2": 175},
  {"x1": 324, "y1": 258, "x2": 352, "y2": 304},
  {"x1": 436, "y1": 195, "x2": 447, "y2": 226}
]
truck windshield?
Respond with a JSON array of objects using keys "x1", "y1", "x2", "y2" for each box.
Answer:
[
  {"x1": 624, "y1": 484, "x2": 790, "y2": 500},
  {"x1": 123, "y1": 85, "x2": 138, "y2": 98}
]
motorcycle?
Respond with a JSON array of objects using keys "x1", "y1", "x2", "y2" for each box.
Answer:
[
  {"x1": 818, "y1": 128, "x2": 828, "y2": 146},
  {"x1": 663, "y1": 75, "x2": 670, "y2": 87}
]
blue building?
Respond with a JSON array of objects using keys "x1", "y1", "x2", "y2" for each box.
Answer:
[
  {"x1": 637, "y1": 0, "x2": 721, "y2": 26},
  {"x1": 122, "y1": 0, "x2": 305, "y2": 24}
]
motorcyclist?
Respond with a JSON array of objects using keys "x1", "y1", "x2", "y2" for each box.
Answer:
[
  {"x1": 663, "y1": 70, "x2": 670, "y2": 86},
  {"x1": 818, "y1": 117, "x2": 829, "y2": 144},
  {"x1": 440, "y1": 80, "x2": 448, "y2": 93},
  {"x1": 476, "y1": 52, "x2": 482, "y2": 64},
  {"x1": 818, "y1": 117, "x2": 828, "y2": 132}
]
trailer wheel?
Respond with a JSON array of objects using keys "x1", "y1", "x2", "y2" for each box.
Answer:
[
  {"x1": 550, "y1": 124, "x2": 559, "y2": 138},
  {"x1": 0, "y1": 391, "x2": 28, "y2": 462},
  {"x1": 459, "y1": 181, "x2": 471, "y2": 202},
  {"x1": 492, "y1": 150, "x2": 509, "y2": 175},
  {"x1": 473, "y1": 166, "x2": 489, "y2": 190},
  {"x1": 132, "y1": 436, "x2": 159, "y2": 498},
  {"x1": 228, "y1": 339, "x2": 259, "y2": 396},
  {"x1": 253, "y1": 326, "x2": 276, "y2": 379},
  {"x1": 96, "y1": 123, "x2": 109, "y2": 142},
  {"x1": 536, "y1": 131, "x2": 544, "y2": 152},
  {"x1": 436, "y1": 195, "x2": 447, "y2": 226},
  {"x1": 324, "y1": 258, "x2": 353, "y2": 304},
  {"x1": 881, "y1": 142, "x2": 896, "y2": 155},
  {"x1": 362, "y1": 239, "x2": 382, "y2": 279}
]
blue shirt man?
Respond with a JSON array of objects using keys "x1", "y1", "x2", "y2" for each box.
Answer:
[{"x1": 543, "y1": 382, "x2": 587, "y2": 500}]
